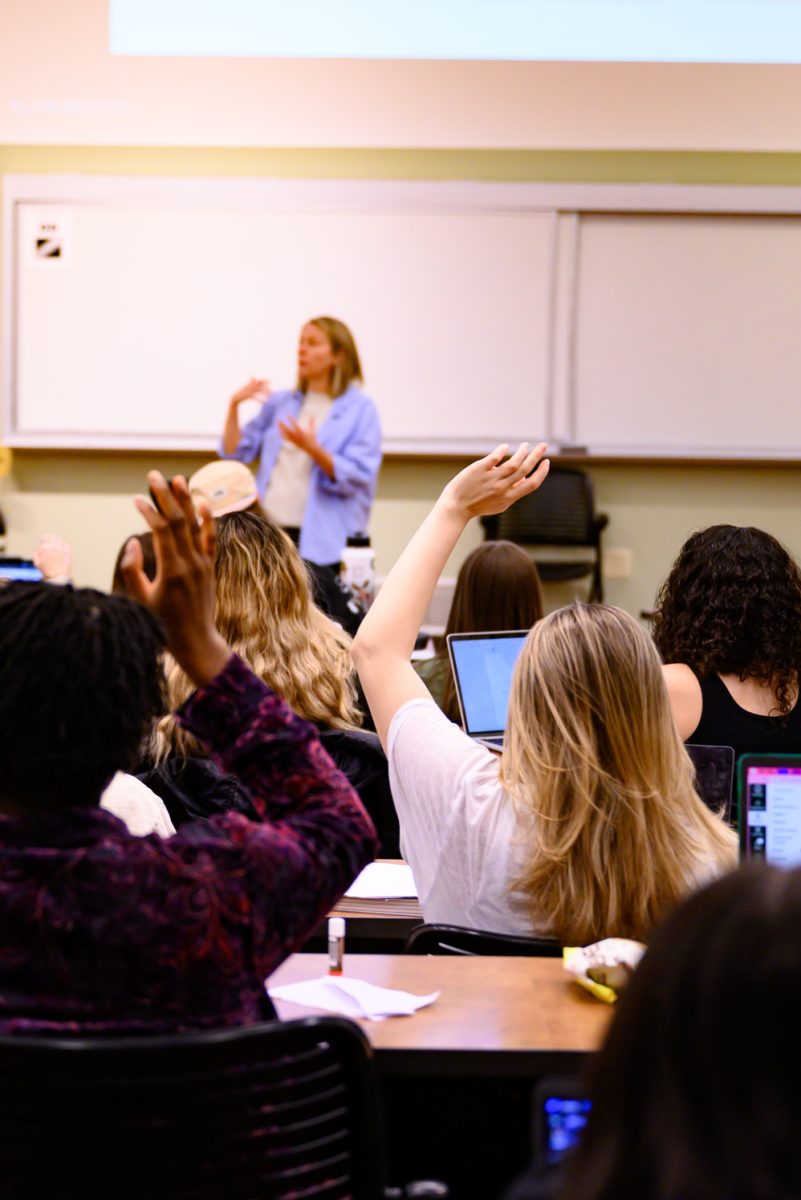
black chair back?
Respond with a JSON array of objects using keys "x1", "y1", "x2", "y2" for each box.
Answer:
[
  {"x1": 404, "y1": 923, "x2": 561, "y2": 957},
  {"x1": 685, "y1": 743, "x2": 735, "y2": 821},
  {"x1": 0, "y1": 1017, "x2": 386, "y2": 1199},
  {"x1": 480, "y1": 467, "x2": 608, "y2": 602}
]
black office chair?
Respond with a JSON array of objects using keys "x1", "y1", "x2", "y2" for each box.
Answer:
[
  {"x1": 481, "y1": 466, "x2": 608, "y2": 603},
  {"x1": 0, "y1": 1017, "x2": 447, "y2": 1199},
  {"x1": 685, "y1": 743, "x2": 735, "y2": 822},
  {"x1": 404, "y1": 923, "x2": 561, "y2": 957}
]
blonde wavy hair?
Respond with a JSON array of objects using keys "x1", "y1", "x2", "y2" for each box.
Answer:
[
  {"x1": 154, "y1": 511, "x2": 361, "y2": 759},
  {"x1": 502, "y1": 603, "x2": 737, "y2": 945}
]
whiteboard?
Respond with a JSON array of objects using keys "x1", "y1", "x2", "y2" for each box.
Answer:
[
  {"x1": 7, "y1": 181, "x2": 555, "y2": 453},
  {"x1": 572, "y1": 213, "x2": 801, "y2": 454},
  {"x1": 10, "y1": 176, "x2": 801, "y2": 458}
]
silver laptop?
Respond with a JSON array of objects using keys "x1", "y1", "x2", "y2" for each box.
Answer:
[{"x1": 446, "y1": 630, "x2": 528, "y2": 749}]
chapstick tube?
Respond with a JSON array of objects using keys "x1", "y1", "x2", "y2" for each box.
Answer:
[{"x1": 328, "y1": 916, "x2": 346, "y2": 975}]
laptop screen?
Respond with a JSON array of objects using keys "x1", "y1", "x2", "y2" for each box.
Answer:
[
  {"x1": 739, "y1": 756, "x2": 801, "y2": 867},
  {"x1": 447, "y1": 631, "x2": 528, "y2": 736},
  {"x1": 0, "y1": 560, "x2": 44, "y2": 582}
]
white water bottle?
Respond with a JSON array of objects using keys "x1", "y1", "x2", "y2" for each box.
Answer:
[{"x1": 341, "y1": 533, "x2": 375, "y2": 611}]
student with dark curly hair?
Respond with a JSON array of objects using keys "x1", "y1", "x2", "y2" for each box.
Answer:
[
  {"x1": 507, "y1": 864, "x2": 801, "y2": 1200},
  {"x1": 0, "y1": 473, "x2": 375, "y2": 1034},
  {"x1": 653, "y1": 525, "x2": 801, "y2": 759}
]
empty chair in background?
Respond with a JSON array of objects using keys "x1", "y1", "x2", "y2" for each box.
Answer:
[
  {"x1": 414, "y1": 540, "x2": 544, "y2": 722},
  {"x1": 481, "y1": 466, "x2": 608, "y2": 603}
]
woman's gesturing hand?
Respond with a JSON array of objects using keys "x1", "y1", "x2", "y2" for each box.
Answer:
[
  {"x1": 438, "y1": 442, "x2": 550, "y2": 520},
  {"x1": 230, "y1": 378, "x2": 270, "y2": 406},
  {"x1": 121, "y1": 472, "x2": 230, "y2": 688}
]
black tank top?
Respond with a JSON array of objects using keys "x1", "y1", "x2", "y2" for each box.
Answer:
[{"x1": 689, "y1": 672, "x2": 801, "y2": 761}]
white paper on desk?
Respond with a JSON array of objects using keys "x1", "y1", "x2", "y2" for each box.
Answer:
[
  {"x1": 345, "y1": 862, "x2": 417, "y2": 899},
  {"x1": 268, "y1": 976, "x2": 439, "y2": 1022}
]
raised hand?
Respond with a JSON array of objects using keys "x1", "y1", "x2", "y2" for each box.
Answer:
[
  {"x1": 278, "y1": 415, "x2": 318, "y2": 454},
  {"x1": 439, "y1": 442, "x2": 550, "y2": 520},
  {"x1": 121, "y1": 472, "x2": 229, "y2": 688},
  {"x1": 230, "y1": 378, "x2": 270, "y2": 406},
  {"x1": 33, "y1": 533, "x2": 72, "y2": 581}
]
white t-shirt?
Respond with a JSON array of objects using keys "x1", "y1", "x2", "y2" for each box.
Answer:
[
  {"x1": 388, "y1": 698, "x2": 731, "y2": 937},
  {"x1": 388, "y1": 698, "x2": 539, "y2": 935},
  {"x1": 263, "y1": 391, "x2": 334, "y2": 527},
  {"x1": 101, "y1": 772, "x2": 176, "y2": 838}
]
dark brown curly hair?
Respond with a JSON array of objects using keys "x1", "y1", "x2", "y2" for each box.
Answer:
[{"x1": 652, "y1": 525, "x2": 801, "y2": 716}]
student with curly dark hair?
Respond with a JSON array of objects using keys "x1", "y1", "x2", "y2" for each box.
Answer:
[
  {"x1": 653, "y1": 525, "x2": 801, "y2": 759},
  {"x1": 0, "y1": 474, "x2": 375, "y2": 1034}
]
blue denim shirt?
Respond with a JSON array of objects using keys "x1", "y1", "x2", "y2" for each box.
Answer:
[{"x1": 220, "y1": 385, "x2": 382, "y2": 565}]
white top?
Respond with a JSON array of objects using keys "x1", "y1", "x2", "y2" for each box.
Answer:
[
  {"x1": 100, "y1": 772, "x2": 176, "y2": 838},
  {"x1": 387, "y1": 697, "x2": 730, "y2": 937},
  {"x1": 388, "y1": 698, "x2": 537, "y2": 935},
  {"x1": 263, "y1": 390, "x2": 334, "y2": 527}
]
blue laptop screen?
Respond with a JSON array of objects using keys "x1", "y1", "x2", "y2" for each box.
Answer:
[{"x1": 449, "y1": 634, "x2": 528, "y2": 735}]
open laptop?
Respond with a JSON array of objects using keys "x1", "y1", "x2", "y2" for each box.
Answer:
[
  {"x1": 446, "y1": 630, "x2": 528, "y2": 749},
  {"x1": 738, "y1": 754, "x2": 801, "y2": 866}
]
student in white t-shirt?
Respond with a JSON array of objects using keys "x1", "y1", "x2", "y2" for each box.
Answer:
[{"x1": 352, "y1": 444, "x2": 737, "y2": 944}]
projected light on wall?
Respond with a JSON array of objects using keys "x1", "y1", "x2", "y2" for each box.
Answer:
[{"x1": 109, "y1": 0, "x2": 801, "y2": 64}]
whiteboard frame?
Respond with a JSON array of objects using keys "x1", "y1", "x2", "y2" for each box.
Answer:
[{"x1": 7, "y1": 174, "x2": 801, "y2": 456}]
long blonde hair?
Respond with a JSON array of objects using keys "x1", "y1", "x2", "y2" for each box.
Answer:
[
  {"x1": 502, "y1": 604, "x2": 737, "y2": 945},
  {"x1": 155, "y1": 511, "x2": 360, "y2": 758}
]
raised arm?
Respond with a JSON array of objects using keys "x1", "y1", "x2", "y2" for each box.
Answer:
[
  {"x1": 352, "y1": 442, "x2": 550, "y2": 748},
  {"x1": 222, "y1": 379, "x2": 270, "y2": 456},
  {"x1": 122, "y1": 472, "x2": 377, "y2": 958}
]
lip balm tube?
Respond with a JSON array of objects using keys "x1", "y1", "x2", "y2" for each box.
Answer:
[{"x1": 328, "y1": 916, "x2": 345, "y2": 975}]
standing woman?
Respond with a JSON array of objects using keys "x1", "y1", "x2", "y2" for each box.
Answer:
[{"x1": 220, "y1": 317, "x2": 382, "y2": 567}]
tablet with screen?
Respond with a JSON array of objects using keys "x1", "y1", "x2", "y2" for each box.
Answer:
[{"x1": 738, "y1": 754, "x2": 801, "y2": 867}]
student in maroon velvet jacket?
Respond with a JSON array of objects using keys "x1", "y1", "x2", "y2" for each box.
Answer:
[{"x1": 0, "y1": 472, "x2": 376, "y2": 1035}]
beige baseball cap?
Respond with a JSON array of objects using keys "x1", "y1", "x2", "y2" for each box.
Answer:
[{"x1": 188, "y1": 460, "x2": 259, "y2": 517}]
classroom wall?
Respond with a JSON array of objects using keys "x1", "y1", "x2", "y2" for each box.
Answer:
[{"x1": 4, "y1": 145, "x2": 801, "y2": 616}]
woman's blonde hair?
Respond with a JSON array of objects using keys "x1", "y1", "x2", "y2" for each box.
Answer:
[
  {"x1": 502, "y1": 603, "x2": 737, "y2": 945},
  {"x1": 154, "y1": 511, "x2": 361, "y2": 758},
  {"x1": 299, "y1": 316, "x2": 363, "y2": 399}
]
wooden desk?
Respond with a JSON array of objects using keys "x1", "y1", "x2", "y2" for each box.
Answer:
[
  {"x1": 271, "y1": 953, "x2": 610, "y2": 1077},
  {"x1": 273, "y1": 954, "x2": 610, "y2": 1196}
]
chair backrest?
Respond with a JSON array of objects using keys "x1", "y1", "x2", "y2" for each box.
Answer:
[
  {"x1": 318, "y1": 727, "x2": 400, "y2": 857},
  {"x1": 404, "y1": 923, "x2": 562, "y2": 957},
  {"x1": 685, "y1": 743, "x2": 735, "y2": 822},
  {"x1": 0, "y1": 1017, "x2": 387, "y2": 1200},
  {"x1": 483, "y1": 467, "x2": 598, "y2": 546}
]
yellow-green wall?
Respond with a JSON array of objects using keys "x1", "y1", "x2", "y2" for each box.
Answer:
[{"x1": 3, "y1": 145, "x2": 801, "y2": 612}]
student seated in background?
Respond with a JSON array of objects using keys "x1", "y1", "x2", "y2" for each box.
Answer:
[
  {"x1": 654, "y1": 525, "x2": 801, "y2": 759},
  {"x1": 188, "y1": 458, "x2": 364, "y2": 636},
  {"x1": 352, "y1": 444, "x2": 736, "y2": 942},
  {"x1": 508, "y1": 864, "x2": 801, "y2": 1200},
  {"x1": 0, "y1": 473, "x2": 375, "y2": 1034},
  {"x1": 414, "y1": 539, "x2": 544, "y2": 721},
  {"x1": 141, "y1": 507, "x2": 399, "y2": 855}
]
